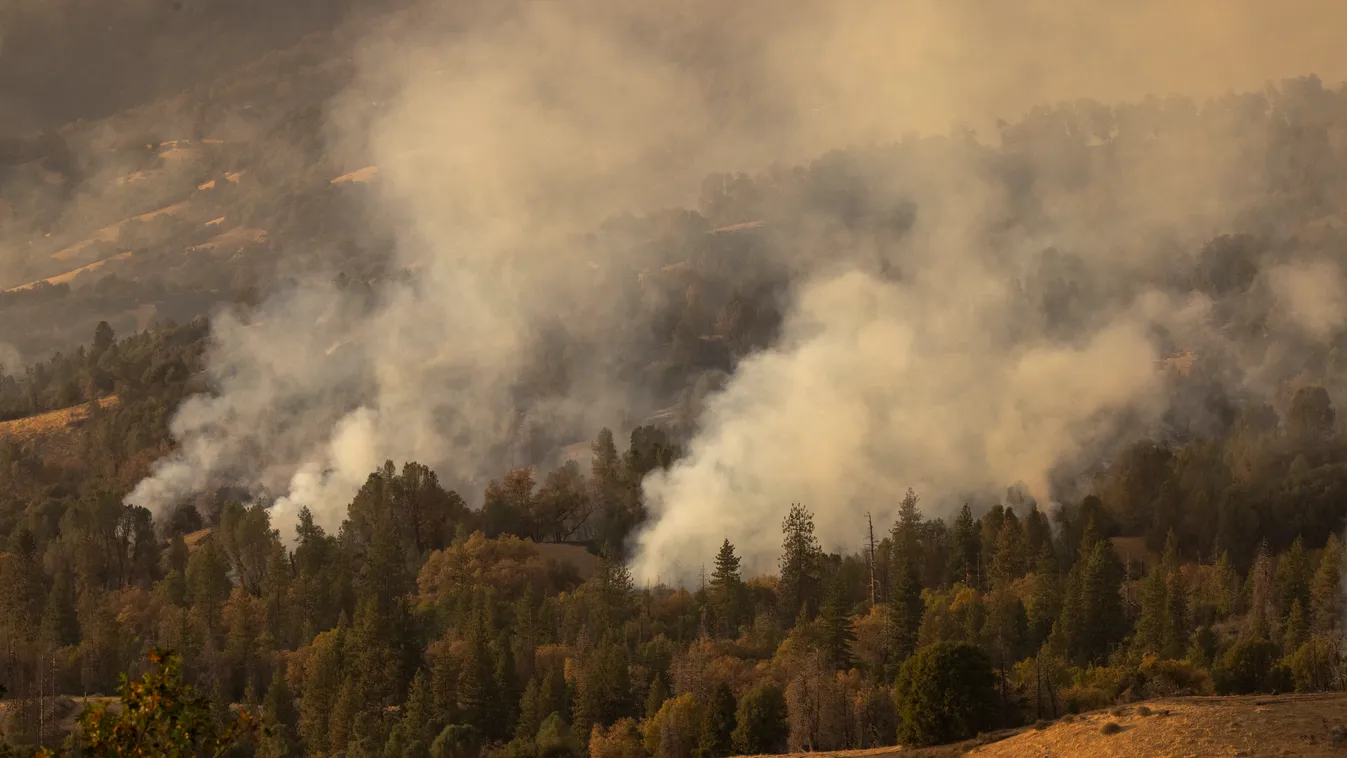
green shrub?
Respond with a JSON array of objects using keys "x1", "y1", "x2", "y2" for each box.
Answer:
[{"x1": 895, "y1": 642, "x2": 998, "y2": 746}]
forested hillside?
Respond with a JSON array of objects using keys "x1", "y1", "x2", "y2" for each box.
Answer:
[
  {"x1": 6, "y1": 80, "x2": 1347, "y2": 751},
  {"x1": 9, "y1": 1, "x2": 1347, "y2": 755}
]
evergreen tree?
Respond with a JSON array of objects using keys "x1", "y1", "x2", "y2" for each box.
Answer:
[
  {"x1": 402, "y1": 668, "x2": 436, "y2": 749},
  {"x1": 949, "y1": 504, "x2": 981, "y2": 587},
  {"x1": 40, "y1": 566, "x2": 80, "y2": 647},
  {"x1": 895, "y1": 642, "x2": 998, "y2": 746},
  {"x1": 329, "y1": 675, "x2": 361, "y2": 756},
  {"x1": 1310, "y1": 533, "x2": 1343, "y2": 634},
  {"x1": 698, "y1": 682, "x2": 736, "y2": 758},
  {"x1": 1284, "y1": 599, "x2": 1309, "y2": 654},
  {"x1": 1076, "y1": 539, "x2": 1125, "y2": 664},
  {"x1": 645, "y1": 672, "x2": 670, "y2": 721},
  {"x1": 1026, "y1": 546, "x2": 1061, "y2": 648},
  {"x1": 730, "y1": 682, "x2": 788, "y2": 755},
  {"x1": 1214, "y1": 549, "x2": 1241, "y2": 618},
  {"x1": 258, "y1": 668, "x2": 302, "y2": 757},
  {"x1": 887, "y1": 554, "x2": 923, "y2": 671},
  {"x1": 779, "y1": 504, "x2": 824, "y2": 623},
  {"x1": 1162, "y1": 564, "x2": 1190, "y2": 660},
  {"x1": 991, "y1": 509, "x2": 1025, "y2": 584},
  {"x1": 573, "y1": 640, "x2": 632, "y2": 738},
  {"x1": 892, "y1": 489, "x2": 923, "y2": 561},
  {"x1": 709, "y1": 539, "x2": 748, "y2": 638},
  {"x1": 1276, "y1": 537, "x2": 1312, "y2": 618},
  {"x1": 457, "y1": 599, "x2": 497, "y2": 734},
  {"x1": 299, "y1": 626, "x2": 345, "y2": 754},
  {"x1": 517, "y1": 677, "x2": 545, "y2": 741},
  {"x1": 818, "y1": 573, "x2": 856, "y2": 670},
  {"x1": 1133, "y1": 565, "x2": 1168, "y2": 656},
  {"x1": 493, "y1": 634, "x2": 522, "y2": 741}
]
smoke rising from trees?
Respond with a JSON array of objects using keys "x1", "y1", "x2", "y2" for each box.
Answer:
[{"x1": 112, "y1": 0, "x2": 1347, "y2": 575}]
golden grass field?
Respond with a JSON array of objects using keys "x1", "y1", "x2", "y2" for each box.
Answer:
[{"x1": 732, "y1": 693, "x2": 1347, "y2": 758}]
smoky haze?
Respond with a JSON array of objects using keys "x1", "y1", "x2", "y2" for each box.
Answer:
[{"x1": 114, "y1": 0, "x2": 1347, "y2": 575}]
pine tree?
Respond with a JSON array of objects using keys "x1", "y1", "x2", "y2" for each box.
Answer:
[
  {"x1": 573, "y1": 640, "x2": 632, "y2": 738},
  {"x1": 40, "y1": 567, "x2": 80, "y2": 647},
  {"x1": 699, "y1": 682, "x2": 737, "y2": 758},
  {"x1": 990, "y1": 512, "x2": 1026, "y2": 585},
  {"x1": 1284, "y1": 599, "x2": 1309, "y2": 654},
  {"x1": 1077, "y1": 540, "x2": 1125, "y2": 664},
  {"x1": 818, "y1": 573, "x2": 857, "y2": 670},
  {"x1": 779, "y1": 504, "x2": 825, "y2": 623},
  {"x1": 1133, "y1": 565, "x2": 1168, "y2": 656},
  {"x1": 516, "y1": 676, "x2": 544, "y2": 741},
  {"x1": 402, "y1": 668, "x2": 436, "y2": 748},
  {"x1": 1161, "y1": 530, "x2": 1181, "y2": 574},
  {"x1": 730, "y1": 682, "x2": 788, "y2": 755},
  {"x1": 1245, "y1": 543, "x2": 1276, "y2": 640},
  {"x1": 1214, "y1": 549, "x2": 1240, "y2": 618},
  {"x1": 1277, "y1": 537, "x2": 1312, "y2": 618},
  {"x1": 258, "y1": 668, "x2": 301, "y2": 757},
  {"x1": 887, "y1": 554, "x2": 923, "y2": 672},
  {"x1": 1311, "y1": 533, "x2": 1343, "y2": 634},
  {"x1": 1026, "y1": 546, "x2": 1061, "y2": 648},
  {"x1": 1162, "y1": 565, "x2": 1190, "y2": 660},
  {"x1": 709, "y1": 539, "x2": 748, "y2": 638},
  {"x1": 457, "y1": 599, "x2": 496, "y2": 733},
  {"x1": 329, "y1": 675, "x2": 361, "y2": 755},
  {"x1": 646, "y1": 672, "x2": 670, "y2": 721},
  {"x1": 299, "y1": 626, "x2": 345, "y2": 754},
  {"x1": 949, "y1": 504, "x2": 981, "y2": 588},
  {"x1": 492, "y1": 634, "x2": 521, "y2": 741}
]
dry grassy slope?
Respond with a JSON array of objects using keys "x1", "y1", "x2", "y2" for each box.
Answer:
[
  {"x1": 0, "y1": 396, "x2": 120, "y2": 463},
  {"x1": 739, "y1": 694, "x2": 1347, "y2": 758}
]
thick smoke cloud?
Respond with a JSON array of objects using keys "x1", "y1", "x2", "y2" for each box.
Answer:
[{"x1": 120, "y1": 0, "x2": 1347, "y2": 567}]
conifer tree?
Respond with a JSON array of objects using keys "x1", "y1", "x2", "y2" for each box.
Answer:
[
  {"x1": 258, "y1": 668, "x2": 301, "y2": 757},
  {"x1": 709, "y1": 539, "x2": 748, "y2": 637},
  {"x1": 1214, "y1": 549, "x2": 1241, "y2": 618},
  {"x1": 1284, "y1": 599, "x2": 1309, "y2": 654},
  {"x1": 779, "y1": 504, "x2": 824, "y2": 623},
  {"x1": 1026, "y1": 545, "x2": 1061, "y2": 648},
  {"x1": 573, "y1": 640, "x2": 633, "y2": 739},
  {"x1": 949, "y1": 504, "x2": 981, "y2": 587},
  {"x1": 1162, "y1": 564, "x2": 1190, "y2": 660},
  {"x1": 645, "y1": 672, "x2": 670, "y2": 721},
  {"x1": 457, "y1": 599, "x2": 496, "y2": 734},
  {"x1": 731, "y1": 682, "x2": 788, "y2": 755},
  {"x1": 1277, "y1": 537, "x2": 1311, "y2": 618},
  {"x1": 818, "y1": 573, "x2": 856, "y2": 670},
  {"x1": 1077, "y1": 539, "x2": 1125, "y2": 663},
  {"x1": 516, "y1": 677, "x2": 545, "y2": 742},
  {"x1": 328, "y1": 675, "x2": 361, "y2": 756},
  {"x1": 887, "y1": 554, "x2": 923, "y2": 672},
  {"x1": 40, "y1": 566, "x2": 80, "y2": 647},
  {"x1": 991, "y1": 512, "x2": 1026, "y2": 584},
  {"x1": 493, "y1": 634, "x2": 521, "y2": 741},
  {"x1": 699, "y1": 682, "x2": 737, "y2": 758},
  {"x1": 1133, "y1": 565, "x2": 1168, "y2": 656},
  {"x1": 1310, "y1": 533, "x2": 1343, "y2": 634}
]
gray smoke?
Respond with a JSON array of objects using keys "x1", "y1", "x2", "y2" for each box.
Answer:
[{"x1": 118, "y1": 0, "x2": 1347, "y2": 566}]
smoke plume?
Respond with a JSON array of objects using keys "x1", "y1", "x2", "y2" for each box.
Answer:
[{"x1": 113, "y1": 0, "x2": 1347, "y2": 571}]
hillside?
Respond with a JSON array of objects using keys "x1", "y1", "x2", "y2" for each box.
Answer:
[
  {"x1": 0, "y1": 396, "x2": 120, "y2": 464},
  {"x1": 11, "y1": 2, "x2": 1347, "y2": 757},
  {"x1": 972, "y1": 694, "x2": 1347, "y2": 757}
]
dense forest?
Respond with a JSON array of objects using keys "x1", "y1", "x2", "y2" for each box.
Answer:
[{"x1": 8, "y1": 14, "x2": 1347, "y2": 751}]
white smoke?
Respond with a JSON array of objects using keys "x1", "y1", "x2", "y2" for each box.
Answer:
[{"x1": 120, "y1": 0, "x2": 1347, "y2": 562}]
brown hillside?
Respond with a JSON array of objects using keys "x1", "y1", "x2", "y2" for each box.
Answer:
[
  {"x1": 0, "y1": 396, "x2": 121, "y2": 463},
  {"x1": 736, "y1": 693, "x2": 1347, "y2": 758},
  {"x1": 970, "y1": 694, "x2": 1347, "y2": 757}
]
